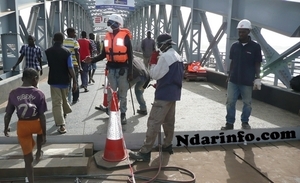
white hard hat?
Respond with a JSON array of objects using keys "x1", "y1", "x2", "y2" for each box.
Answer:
[
  {"x1": 237, "y1": 19, "x2": 252, "y2": 29},
  {"x1": 108, "y1": 14, "x2": 123, "y2": 27}
]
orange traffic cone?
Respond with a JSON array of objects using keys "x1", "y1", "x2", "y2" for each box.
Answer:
[{"x1": 102, "y1": 91, "x2": 127, "y2": 161}]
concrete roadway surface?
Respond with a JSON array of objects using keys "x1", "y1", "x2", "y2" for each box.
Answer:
[{"x1": 0, "y1": 61, "x2": 299, "y2": 183}]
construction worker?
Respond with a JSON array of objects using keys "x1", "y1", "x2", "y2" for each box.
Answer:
[
  {"x1": 85, "y1": 14, "x2": 133, "y2": 125},
  {"x1": 129, "y1": 33, "x2": 185, "y2": 162},
  {"x1": 221, "y1": 19, "x2": 262, "y2": 130}
]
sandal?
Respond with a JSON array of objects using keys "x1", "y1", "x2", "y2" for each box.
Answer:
[{"x1": 57, "y1": 125, "x2": 67, "y2": 134}]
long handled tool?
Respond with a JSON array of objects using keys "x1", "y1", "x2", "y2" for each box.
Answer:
[{"x1": 128, "y1": 82, "x2": 135, "y2": 115}]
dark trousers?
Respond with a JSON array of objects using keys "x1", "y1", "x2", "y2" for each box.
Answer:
[{"x1": 72, "y1": 66, "x2": 80, "y2": 102}]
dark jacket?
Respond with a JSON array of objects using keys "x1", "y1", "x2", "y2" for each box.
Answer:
[{"x1": 46, "y1": 42, "x2": 71, "y2": 85}]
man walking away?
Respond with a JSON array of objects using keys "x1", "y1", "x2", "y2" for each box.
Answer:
[
  {"x1": 78, "y1": 31, "x2": 92, "y2": 92},
  {"x1": 46, "y1": 32, "x2": 77, "y2": 134},
  {"x1": 88, "y1": 33, "x2": 98, "y2": 84},
  {"x1": 63, "y1": 28, "x2": 81, "y2": 104},
  {"x1": 4, "y1": 68, "x2": 47, "y2": 183}
]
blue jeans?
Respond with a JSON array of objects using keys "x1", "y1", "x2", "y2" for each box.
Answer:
[
  {"x1": 226, "y1": 82, "x2": 252, "y2": 124},
  {"x1": 130, "y1": 76, "x2": 147, "y2": 111},
  {"x1": 80, "y1": 62, "x2": 89, "y2": 87},
  {"x1": 107, "y1": 68, "x2": 129, "y2": 113}
]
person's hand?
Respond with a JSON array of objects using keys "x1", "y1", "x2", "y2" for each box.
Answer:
[
  {"x1": 84, "y1": 56, "x2": 92, "y2": 63},
  {"x1": 4, "y1": 128, "x2": 10, "y2": 137},
  {"x1": 72, "y1": 82, "x2": 77, "y2": 92},
  {"x1": 127, "y1": 74, "x2": 133, "y2": 81},
  {"x1": 41, "y1": 134, "x2": 47, "y2": 145},
  {"x1": 12, "y1": 65, "x2": 16, "y2": 71},
  {"x1": 226, "y1": 76, "x2": 230, "y2": 83},
  {"x1": 253, "y1": 78, "x2": 262, "y2": 90},
  {"x1": 147, "y1": 83, "x2": 157, "y2": 88},
  {"x1": 40, "y1": 70, "x2": 43, "y2": 76},
  {"x1": 79, "y1": 67, "x2": 83, "y2": 73}
]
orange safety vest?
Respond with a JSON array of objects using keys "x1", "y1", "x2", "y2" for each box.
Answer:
[{"x1": 104, "y1": 29, "x2": 132, "y2": 62}]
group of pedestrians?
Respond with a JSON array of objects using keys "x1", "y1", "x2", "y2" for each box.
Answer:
[{"x1": 2, "y1": 17, "x2": 262, "y2": 182}]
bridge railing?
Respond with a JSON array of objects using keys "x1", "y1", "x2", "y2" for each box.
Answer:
[{"x1": 198, "y1": 51, "x2": 300, "y2": 88}]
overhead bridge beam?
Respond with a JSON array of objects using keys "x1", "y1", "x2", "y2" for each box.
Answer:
[{"x1": 136, "y1": 0, "x2": 300, "y2": 37}]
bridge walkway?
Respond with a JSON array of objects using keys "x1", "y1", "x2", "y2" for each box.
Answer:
[{"x1": 0, "y1": 61, "x2": 299, "y2": 182}]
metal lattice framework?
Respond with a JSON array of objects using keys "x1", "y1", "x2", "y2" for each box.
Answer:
[{"x1": 0, "y1": 0, "x2": 300, "y2": 88}]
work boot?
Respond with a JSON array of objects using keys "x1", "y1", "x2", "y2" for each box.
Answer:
[
  {"x1": 121, "y1": 113, "x2": 127, "y2": 125},
  {"x1": 241, "y1": 122, "x2": 251, "y2": 130},
  {"x1": 137, "y1": 109, "x2": 147, "y2": 115},
  {"x1": 221, "y1": 123, "x2": 234, "y2": 130},
  {"x1": 155, "y1": 144, "x2": 173, "y2": 154},
  {"x1": 129, "y1": 151, "x2": 151, "y2": 162}
]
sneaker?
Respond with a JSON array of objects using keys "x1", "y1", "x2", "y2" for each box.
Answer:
[
  {"x1": 121, "y1": 113, "x2": 127, "y2": 125},
  {"x1": 241, "y1": 122, "x2": 251, "y2": 130},
  {"x1": 57, "y1": 125, "x2": 67, "y2": 134},
  {"x1": 155, "y1": 144, "x2": 173, "y2": 154},
  {"x1": 221, "y1": 123, "x2": 234, "y2": 130},
  {"x1": 137, "y1": 109, "x2": 147, "y2": 115},
  {"x1": 129, "y1": 151, "x2": 151, "y2": 162}
]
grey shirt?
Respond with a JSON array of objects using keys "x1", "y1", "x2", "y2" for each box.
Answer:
[{"x1": 141, "y1": 38, "x2": 155, "y2": 58}]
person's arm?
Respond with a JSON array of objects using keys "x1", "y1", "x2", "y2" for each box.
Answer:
[
  {"x1": 37, "y1": 48, "x2": 43, "y2": 75},
  {"x1": 255, "y1": 62, "x2": 261, "y2": 79},
  {"x1": 125, "y1": 35, "x2": 133, "y2": 79},
  {"x1": 67, "y1": 54, "x2": 77, "y2": 91},
  {"x1": 150, "y1": 56, "x2": 169, "y2": 80},
  {"x1": 4, "y1": 113, "x2": 12, "y2": 137},
  {"x1": 152, "y1": 40, "x2": 156, "y2": 51},
  {"x1": 90, "y1": 48, "x2": 106, "y2": 63},
  {"x1": 74, "y1": 48, "x2": 82, "y2": 70},
  {"x1": 141, "y1": 40, "x2": 145, "y2": 52},
  {"x1": 39, "y1": 113, "x2": 46, "y2": 143},
  {"x1": 13, "y1": 54, "x2": 24, "y2": 71},
  {"x1": 255, "y1": 44, "x2": 263, "y2": 79},
  {"x1": 4, "y1": 97, "x2": 14, "y2": 137},
  {"x1": 89, "y1": 41, "x2": 93, "y2": 55},
  {"x1": 38, "y1": 57, "x2": 43, "y2": 75},
  {"x1": 13, "y1": 45, "x2": 25, "y2": 70}
]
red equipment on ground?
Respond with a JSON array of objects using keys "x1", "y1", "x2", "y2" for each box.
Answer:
[{"x1": 184, "y1": 61, "x2": 207, "y2": 81}]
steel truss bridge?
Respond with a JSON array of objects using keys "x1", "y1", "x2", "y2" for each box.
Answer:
[{"x1": 0, "y1": 0, "x2": 300, "y2": 88}]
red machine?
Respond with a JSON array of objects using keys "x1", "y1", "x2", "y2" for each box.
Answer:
[{"x1": 184, "y1": 61, "x2": 207, "y2": 81}]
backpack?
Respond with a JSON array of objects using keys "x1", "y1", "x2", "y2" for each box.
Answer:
[{"x1": 290, "y1": 75, "x2": 300, "y2": 92}]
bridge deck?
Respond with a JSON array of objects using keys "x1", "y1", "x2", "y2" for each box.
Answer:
[{"x1": 0, "y1": 61, "x2": 299, "y2": 182}]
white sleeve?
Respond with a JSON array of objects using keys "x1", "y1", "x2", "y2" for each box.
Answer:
[{"x1": 150, "y1": 56, "x2": 169, "y2": 80}]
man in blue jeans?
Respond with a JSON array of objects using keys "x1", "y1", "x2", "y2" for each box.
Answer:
[
  {"x1": 221, "y1": 19, "x2": 262, "y2": 130},
  {"x1": 130, "y1": 56, "x2": 150, "y2": 115}
]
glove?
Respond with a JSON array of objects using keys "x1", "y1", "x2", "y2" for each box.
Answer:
[
  {"x1": 253, "y1": 79, "x2": 261, "y2": 90},
  {"x1": 150, "y1": 51, "x2": 159, "y2": 65}
]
